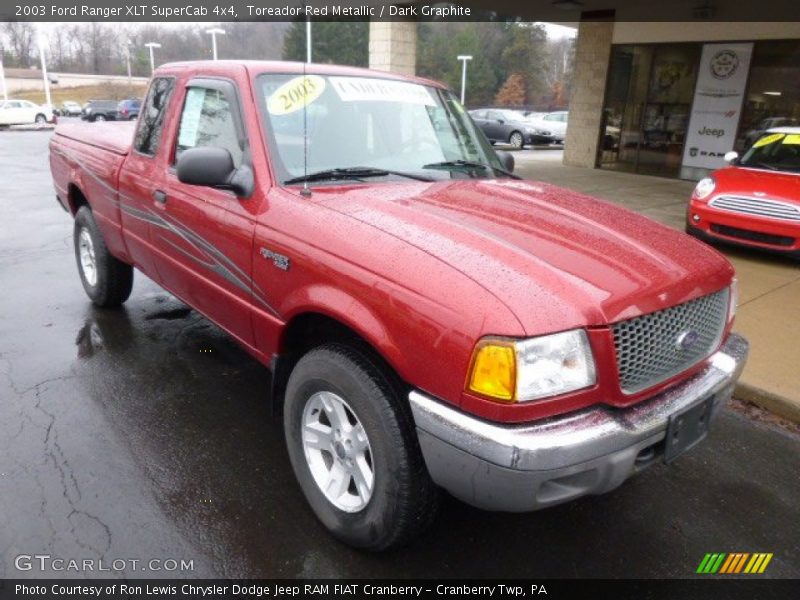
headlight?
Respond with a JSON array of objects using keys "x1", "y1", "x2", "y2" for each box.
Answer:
[
  {"x1": 728, "y1": 278, "x2": 738, "y2": 323},
  {"x1": 467, "y1": 330, "x2": 596, "y2": 403},
  {"x1": 693, "y1": 176, "x2": 716, "y2": 200}
]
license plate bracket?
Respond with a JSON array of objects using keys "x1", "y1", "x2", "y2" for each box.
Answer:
[{"x1": 664, "y1": 394, "x2": 715, "y2": 464}]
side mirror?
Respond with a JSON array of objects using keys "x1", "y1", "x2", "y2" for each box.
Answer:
[
  {"x1": 724, "y1": 151, "x2": 739, "y2": 165},
  {"x1": 496, "y1": 150, "x2": 515, "y2": 173},
  {"x1": 176, "y1": 146, "x2": 253, "y2": 197}
]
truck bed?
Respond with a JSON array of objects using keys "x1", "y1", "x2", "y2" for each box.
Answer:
[{"x1": 54, "y1": 121, "x2": 136, "y2": 156}]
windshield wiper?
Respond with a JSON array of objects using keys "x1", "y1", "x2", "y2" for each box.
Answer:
[
  {"x1": 422, "y1": 159, "x2": 519, "y2": 179},
  {"x1": 285, "y1": 167, "x2": 432, "y2": 185}
]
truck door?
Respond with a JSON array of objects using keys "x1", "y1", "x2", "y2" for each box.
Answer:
[
  {"x1": 118, "y1": 76, "x2": 177, "y2": 280},
  {"x1": 148, "y1": 77, "x2": 259, "y2": 348}
]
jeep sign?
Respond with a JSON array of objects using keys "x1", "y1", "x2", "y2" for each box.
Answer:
[{"x1": 681, "y1": 43, "x2": 753, "y2": 179}]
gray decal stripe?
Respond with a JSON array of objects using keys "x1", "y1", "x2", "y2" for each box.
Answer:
[{"x1": 54, "y1": 144, "x2": 281, "y2": 318}]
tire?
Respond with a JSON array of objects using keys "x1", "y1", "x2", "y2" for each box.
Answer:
[
  {"x1": 94, "y1": 114, "x2": 106, "y2": 122},
  {"x1": 284, "y1": 343, "x2": 440, "y2": 550},
  {"x1": 34, "y1": 113, "x2": 47, "y2": 125},
  {"x1": 509, "y1": 131, "x2": 524, "y2": 149},
  {"x1": 74, "y1": 206, "x2": 133, "y2": 307}
]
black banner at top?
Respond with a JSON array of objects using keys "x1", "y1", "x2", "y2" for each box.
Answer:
[{"x1": 3, "y1": 0, "x2": 800, "y2": 22}]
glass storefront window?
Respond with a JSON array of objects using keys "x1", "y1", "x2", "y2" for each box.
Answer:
[
  {"x1": 599, "y1": 43, "x2": 700, "y2": 177},
  {"x1": 737, "y1": 41, "x2": 800, "y2": 151}
]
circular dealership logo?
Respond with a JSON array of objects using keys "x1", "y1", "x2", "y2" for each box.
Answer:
[{"x1": 710, "y1": 50, "x2": 739, "y2": 80}]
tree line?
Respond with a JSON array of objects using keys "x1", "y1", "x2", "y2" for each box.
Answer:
[
  {"x1": 284, "y1": 21, "x2": 574, "y2": 110},
  {"x1": 2, "y1": 20, "x2": 573, "y2": 110}
]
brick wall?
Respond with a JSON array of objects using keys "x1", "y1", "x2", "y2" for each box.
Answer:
[{"x1": 563, "y1": 21, "x2": 615, "y2": 168}]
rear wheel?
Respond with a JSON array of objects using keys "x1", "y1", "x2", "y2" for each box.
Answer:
[
  {"x1": 509, "y1": 131, "x2": 524, "y2": 149},
  {"x1": 74, "y1": 206, "x2": 133, "y2": 307},
  {"x1": 283, "y1": 344, "x2": 440, "y2": 550}
]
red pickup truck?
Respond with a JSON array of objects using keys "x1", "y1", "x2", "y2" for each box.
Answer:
[{"x1": 50, "y1": 60, "x2": 748, "y2": 550}]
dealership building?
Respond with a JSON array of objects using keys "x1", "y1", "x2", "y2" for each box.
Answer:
[{"x1": 369, "y1": 5, "x2": 800, "y2": 180}]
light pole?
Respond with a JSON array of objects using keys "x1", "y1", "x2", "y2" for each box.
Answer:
[
  {"x1": 306, "y1": 18, "x2": 312, "y2": 63},
  {"x1": 0, "y1": 57, "x2": 7, "y2": 102},
  {"x1": 457, "y1": 55, "x2": 473, "y2": 105},
  {"x1": 145, "y1": 42, "x2": 161, "y2": 75},
  {"x1": 38, "y1": 31, "x2": 52, "y2": 108},
  {"x1": 124, "y1": 40, "x2": 132, "y2": 91},
  {"x1": 205, "y1": 28, "x2": 225, "y2": 61}
]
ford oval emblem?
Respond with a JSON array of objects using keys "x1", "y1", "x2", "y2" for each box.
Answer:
[{"x1": 676, "y1": 330, "x2": 700, "y2": 352}]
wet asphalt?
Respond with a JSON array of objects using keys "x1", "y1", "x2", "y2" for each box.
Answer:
[{"x1": 0, "y1": 130, "x2": 798, "y2": 579}]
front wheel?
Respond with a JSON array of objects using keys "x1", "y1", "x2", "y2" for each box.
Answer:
[
  {"x1": 34, "y1": 113, "x2": 47, "y2": 125},
  {"x1": 93, "y1": 114, "x2": 106, "y2": 122},
  {"x1": 74, "y1": 206, "x2": 133, "y2": 307},
  {"x1": 283, "y1": 344, "x2": 440, "y2": 550},
  {"x1": 509, "y1": 131, "x2": 525, "y2": 149}
]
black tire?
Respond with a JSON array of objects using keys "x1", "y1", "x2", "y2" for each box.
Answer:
[
  {"x1": 509, "y1": 131, "x2": 524, "y2": 149},
  {"x1": 34, "y1": 113, "x2": 47, "y2": 125},
  {"x1": 74, "y1": 206, "x2": 133, "y2": 307},
  {"x1": 94, "y1": 114, "x2": 106, "y2": 122},
  {"x1": 284, "y1": 343, "x2": 440, "y2": 551}
]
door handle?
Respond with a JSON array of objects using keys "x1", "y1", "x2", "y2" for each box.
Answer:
[{"x1": 152, "y1": 190, "x2": 167, "y2": 205}]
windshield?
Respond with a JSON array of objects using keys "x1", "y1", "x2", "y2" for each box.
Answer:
[
  {"x1": 739, "y1": 132, "x2": 800, "y2": 172},
  {"x1": 257, "y1": 73, "x2": 505, "y2": 184}
]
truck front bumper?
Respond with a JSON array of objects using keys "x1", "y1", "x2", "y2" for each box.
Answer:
[{"x1": 409, "y1": 333, "x2": 748, "y2": 512}]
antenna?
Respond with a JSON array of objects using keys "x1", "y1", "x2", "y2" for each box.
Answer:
[{"x1": 300, "y1": 51, "x2": 311, "y2": 197}]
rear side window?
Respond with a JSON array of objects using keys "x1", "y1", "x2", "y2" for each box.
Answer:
[
  {"x1": 134, "y1": 77, "x2": 175, "y2": 156},
  {"x1": 174, "y1": 87, "x2": 243, "y2": 167}
]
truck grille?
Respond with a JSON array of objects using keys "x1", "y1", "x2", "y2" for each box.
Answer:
[
  {"x1": 709, "y1": 195, "x2": 800, "y2": 222},
  {"x1": 612, "y1": 289, "x2": 729, "y2": 394}
]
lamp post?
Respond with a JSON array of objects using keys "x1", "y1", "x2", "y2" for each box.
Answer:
[
  {"x1": 306, "y1": 18, "x2": 312, "y2": 63},
  {"x1": 145, "y1": 42, "x2": 161, "y2": 75},
  {"x1": 0, "y1": 57, "x2": 7, "y2": 102},
  {"x1": 457, "y1": 55, "x2": 473, "y2": 105},
  {"x1": 38, "y1": 31, "x2": 52, "y2": 108},
  {"x1": 205, "y1": 28, "x2": 225, "y2": 61},
  {"x1": 124, "y1": 40, "x2": 132, "y2": 91}
]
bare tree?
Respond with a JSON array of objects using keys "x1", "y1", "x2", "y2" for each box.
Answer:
[{"x1": 2, "y1": 22, "x2": 35, "y2": 67}]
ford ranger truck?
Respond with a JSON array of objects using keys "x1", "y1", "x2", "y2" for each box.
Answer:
[{"x1": 49, "y1": 61, "x2": 748, "y2": 551}]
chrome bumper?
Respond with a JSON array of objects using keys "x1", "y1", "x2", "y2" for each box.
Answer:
[{"x1": 409, "y1": 333, "x2": 749, "y2": 512}]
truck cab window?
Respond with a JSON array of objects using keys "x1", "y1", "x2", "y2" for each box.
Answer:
[
  {"x1": 174, "y1": 87, "x2": 243, "y2": 167},
  {"x1": 134, "y1": 77, "x2": 175, "y2": 156}
]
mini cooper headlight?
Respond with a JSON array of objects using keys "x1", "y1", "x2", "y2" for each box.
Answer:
[
  {"x1": 693, "y1": 176, "x2": 716, "y2": 200},
  {"x1": 467, "y1": 330, "x2": 596, "y2": 403}
]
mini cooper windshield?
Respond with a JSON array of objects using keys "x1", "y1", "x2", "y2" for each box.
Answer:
[
  {"x1": 258, "y1": 73, "x2": 506, "y2": 184},
  {"x1": 740, "y1": 132, "x2": 800, "y2": 173}
]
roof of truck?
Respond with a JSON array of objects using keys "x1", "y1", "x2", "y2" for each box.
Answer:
[{"x1": 156, "y1": 60, "x2": 447, "y2": 90}]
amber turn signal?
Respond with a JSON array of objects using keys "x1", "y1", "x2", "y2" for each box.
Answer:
[{"x1": 467, "y1": 340, "x2": 516, "y2": 402}]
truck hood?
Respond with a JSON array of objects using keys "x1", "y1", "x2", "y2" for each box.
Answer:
[{"x1": 310, "y1": 178, "x2": 733, "y2": 336}]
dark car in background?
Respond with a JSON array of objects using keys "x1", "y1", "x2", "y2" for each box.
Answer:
[
  {"x1": 81, "y1": 100, "x2": 119, "y2": 122},
  {"x1": 469, "y1": 108, "x2": 554, "y2": 149},
  {"x1": 116, "y1": 98, "x2": 142, "y2": 121}
]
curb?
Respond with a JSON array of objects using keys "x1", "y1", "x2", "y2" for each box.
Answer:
[{"x1": 735, "y1": 382, "x2": 800, "y2": 424}]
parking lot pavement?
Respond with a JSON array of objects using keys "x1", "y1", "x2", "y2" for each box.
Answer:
[
  {"x1": 515, "y1": 149, "x2": 800, "y2": 424},
  {"x1": 1, "y1": 131, "x2": 799, "y2": 579}
]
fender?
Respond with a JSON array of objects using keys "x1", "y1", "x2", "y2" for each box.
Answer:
[{"x1": 277, "y1": 283, "x2": 406, "y2": 378}]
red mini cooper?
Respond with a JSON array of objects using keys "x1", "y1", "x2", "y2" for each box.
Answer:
[{"x1": 687, "y1": 127, "x2": 800, "y2": 258}]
